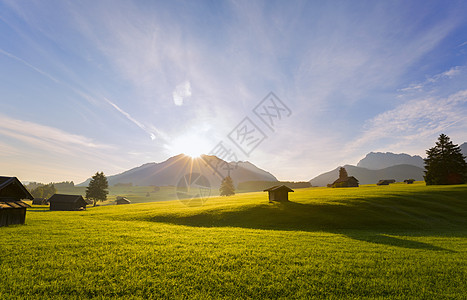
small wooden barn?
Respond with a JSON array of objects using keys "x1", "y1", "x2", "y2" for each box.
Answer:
[
  {"x1": 377, "y1": 179, "x2": 396, "y2": 186},
  {"x1": 48, "y1": 194, "x2": 88, "y2": 211},
  {"x1": 32, "y1": 198, "x2": 48, "y2": 205},
  {"x1": 0, "y1": 176, "x2": 33, "y2": 227},
  {"x1": 115, "y1": 197, "x2": 131, "y2": 205},
  {"x1": 263, "y1": 185, "x2": 294, "y2": 202},
  {"x1": 331, "y1": 176, "x2": 359, "y2": 188}
]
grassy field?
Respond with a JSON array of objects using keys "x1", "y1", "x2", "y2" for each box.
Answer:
[{"x1": 1, "y1": 182, "x2": 466, "y2": 299}]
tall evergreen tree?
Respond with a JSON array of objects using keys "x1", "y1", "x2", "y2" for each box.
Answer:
[
  {"x1": 339, "y1": 167, "x2": 349, "y2": 179},
  {"x1": 424, "y1": 134, "x2": 467, "y2": 185},
  {"x1": 219, "y1": 176, "x2": 235, "y2": 196},
  {"x1": 85, "y1": 172, "x2": 109, "y2": 206}
]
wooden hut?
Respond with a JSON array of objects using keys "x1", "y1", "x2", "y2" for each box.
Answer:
[
  {"x1": 331, "y1": 176, "x2": 359, "y2": 188},
  {"x1": 377, "y1": 179, "x2": 396, "y2": 186},
  {"x1": 115, "y1": 197, "x2": 131, "y2": 205},
  {"x1": 0, "y1": 176, "x2": 33, "y2": 227},
  {"x1": 32, "y1": 198, "x2": 48, "y2": 205},
  {"x1": 263, "y1": 185, "x2": 294, "y2": 202},
  {"x1": 48, "y1": 194, "x2": 88, "y2": 211}
]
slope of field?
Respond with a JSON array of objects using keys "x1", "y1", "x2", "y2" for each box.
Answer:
[{"x1": 1, "y1": 183, "x2": 466, "y2": 299}]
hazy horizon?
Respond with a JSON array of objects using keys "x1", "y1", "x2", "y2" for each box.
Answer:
[{"x1": 1, "y1": 1, "x2": 467, "y2": 183}]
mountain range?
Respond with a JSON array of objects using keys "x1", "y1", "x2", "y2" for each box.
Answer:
[
  {"x1": 78, "y1": 154, "x2": 277, "y2": 187},
  {"x1": 309, "y1": 164, "x2": 425, "y2": 186},
  {"x1": 357, "y1": 152, "x2": 424, "y2": 169},
  {"x1": 79, "y1": 142, "x2": 467, "y2": 188}
]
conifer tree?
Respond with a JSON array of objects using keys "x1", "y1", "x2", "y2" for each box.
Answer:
[
  {"x1": 424, "y1": 134, "x2": 467, "y2": 185},
  {"x1": 219, "y1": 176, "x2": 235, "y2": 196},
  {"x1": 339, "y1": 167, "x2": 348, "y2": 179}
]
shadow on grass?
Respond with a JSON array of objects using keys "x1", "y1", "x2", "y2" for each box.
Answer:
[
  {"x1": 343, "y1": 232, "x2": 456, "y2": 252},
  {"x1": 145, "y1": 199, "x2": 466, "y2": 251}
]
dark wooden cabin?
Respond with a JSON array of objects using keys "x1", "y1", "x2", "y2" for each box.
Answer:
[
  {"x1": 331, "y1": 176, "x2": 359, "y2": 188},
  {"x1": 0, "y1": 176, "x2": 33, "y2": 227},
  {"x1": 32, "y1": 198, "x2": 48, "y2": 205},
  {"x1": 115, "y1": 197, "x2": 131, "y2": 205},
  {"x1": 48, "y1": 194, "x2": 88, "y2": 211},
  {"x1": 263, "y1": 185, "x2": 294, "y2": 202},
  {"x1": 377, "y1": 179, "x2": 396, "y2": 186}
]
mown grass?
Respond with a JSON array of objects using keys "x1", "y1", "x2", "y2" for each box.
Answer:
[{"x1": 1, "y1": 182, "x2": 466, "y2": 299}]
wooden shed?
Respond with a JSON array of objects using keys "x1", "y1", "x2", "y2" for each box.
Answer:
[
  {"x1": 331, "y1": 176, "x2": 359, "y2": 188},
  {"x1": 48, "y1": 194, "x2": 88, "y2": 211},
  {"x1": 263, "y1": 185, "x2": 294, "y2": 202},
  {"x1": 377, "y1": 179, "x2": 396, "y2": 186},
  {"x1": 32, "y1": 198, "x2": 48, "y2": 205},
  {"x1": 0, "y1": 176, "x2": 33, "y2": 227},
  {"x1": 115, "y1": 197, "x2": 131, "y2": 205}
]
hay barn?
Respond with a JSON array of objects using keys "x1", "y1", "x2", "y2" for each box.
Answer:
[
  {"x1": 263, "y1": 185, "x2": 294, "y2": 202},
  {"x1": 331, "y1": 176, "x2": 359, "y2": 188},
  {"x1": 115, "y1": 197, "x2": 131, "y2": 205},
  {"x1": 48, "y1": 194, "x2": 88, "y2": 211},
  {"x1": 0, "y1": 176, "x2": 33, "y2": 227},
  {"x1": 32, "y1": 198, "x2": 48, "y2": 205},
  {"x1": 377, "y1": 179, "x2": 396, "y2": 186}
]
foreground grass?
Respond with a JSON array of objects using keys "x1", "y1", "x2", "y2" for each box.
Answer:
[{"x1": 1, "y1": 183, "x2": 466, "y2": 299}]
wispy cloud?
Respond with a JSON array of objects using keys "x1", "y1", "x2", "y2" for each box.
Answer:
[
  {"x1": 0, "y1": 48, "x2": 60, "y2": 83},
  {"x1": 102, "y1": 97, "x2": 166, "y2": 141},
  {"x1": 0, "y1": 114, "x2": 113, "y2": 151},
  {"x1": 346, "y1": 89, "x2": 467, "y2": 155}
]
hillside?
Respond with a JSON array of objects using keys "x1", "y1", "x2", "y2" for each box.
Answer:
[
  {"x1": 78, "y1": 154, "x2": 277, "y2": 187},
  {"x1": 3, "y1": 184, "x2": 466, "y2": 299},
  {"x1": 357, "y1": 152, "x2": 424, "y2": 169},
  {"x1": 309, "y1": 164, "x2": 425, "y2": 186},
  {"x1": 461, "y1": 142, "x2": 467, "y2": 157}
]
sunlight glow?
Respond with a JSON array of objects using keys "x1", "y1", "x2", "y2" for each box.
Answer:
[{"x1": 166, "y1": 134, "x2": 210, "y2": 158}]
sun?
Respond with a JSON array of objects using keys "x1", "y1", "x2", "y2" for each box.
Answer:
[{"x1": 167, "y1": 135, "x2": 209, "y2": 158}]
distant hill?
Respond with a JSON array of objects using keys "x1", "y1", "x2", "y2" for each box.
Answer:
[
  {"x1": 461, "y1": 142, "x2": 467, "y2": 157},
  {"x1": 309, "y1": 164, "x2": 425, "y2": 187},
  {"x1": 357, "y1": 152, "x2": 424, "y2": 169},
  {"x1": 78, "y1": 154, "x2": 278, "y2": 188}
]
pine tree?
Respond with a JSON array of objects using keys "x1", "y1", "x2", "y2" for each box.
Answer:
[
  {"x1": 424, "y1": 134, "x2": 467, "y2": 185},
  {"x1": 339, "y1": 167, "x2": 348, "y2": 179},
  {"x1": 85, "y1": 172, "x2": 109, "y2": 206},
  {"x1": 219, "y1": 176, "x2": 235, "y2": 196}
]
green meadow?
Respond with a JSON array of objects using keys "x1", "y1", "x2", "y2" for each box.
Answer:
[{"x1": 1, "y1": 182, "x2": 466, "y2": 299}]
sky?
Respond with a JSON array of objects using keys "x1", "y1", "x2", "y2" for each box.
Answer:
[{"x1": 1, "y1": 0, "x2": 467, "y2": 184}]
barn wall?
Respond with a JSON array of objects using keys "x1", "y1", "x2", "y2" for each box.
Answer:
[
  {"x1": 0, "y1": 208, "x2": 27, "y2": 227},
  {"x1": 50, "y1": 202, "x2": 86, "y2": 211}
]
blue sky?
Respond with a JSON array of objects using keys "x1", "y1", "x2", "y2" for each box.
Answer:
[{"x1": 1, "y1": 0, "x2": 467, "y2": 183}]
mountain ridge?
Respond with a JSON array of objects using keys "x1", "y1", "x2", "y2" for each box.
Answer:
[
  {"x1": 78, "y1": 154, "x2": 278, "y2": 187},
  {"x1": 309, "y1": 164, "x2": 425, "y2": 187},
  {"x1": 357, "y1": 152, "x2": 424, "y2": 169}
]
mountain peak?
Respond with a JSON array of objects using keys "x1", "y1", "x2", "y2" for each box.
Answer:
[{"x1": 357, "y1": 152, "x2": 424, "y2": 170}]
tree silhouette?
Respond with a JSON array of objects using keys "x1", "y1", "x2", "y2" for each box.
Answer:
[
  {"x1": 30, "y1": 183, "x2": 56, "y2": 199},
  {"x1": 424, "y1": 134, "x2": 467, "y2": 185},
  {"x1": 85, "y1": 172, "x2": 109, "y2": 206},
  {"x1": 219, "y1": 176, "x2": 235, "y2": 196},
  {"x1": 339, "y1": 167, "x2": 349, "y2": 179}
]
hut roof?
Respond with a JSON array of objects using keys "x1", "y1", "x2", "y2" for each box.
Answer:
[
  {"x1": 0, "y1": 176, "x2": 33, "y2": 200},
  {"x1": 333, "y1": 176, "x2": 359, "y2": 184},
  {"x1": 115, "y1": 198, "x2": 131, "y2": 204},
  {"x1": 263, "y1": 185, "x2": 294, "y2": 192},
  {"x1": 0, "y1": 201, "x2": 30, "y2": 209},
  {"x1": 48, "y1": 194, "x2": 85, "y2": 203}
]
